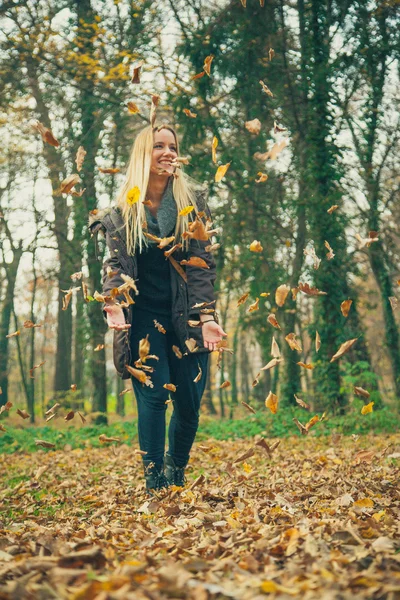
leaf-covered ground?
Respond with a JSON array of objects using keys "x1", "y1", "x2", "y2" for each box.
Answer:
[{"x1": 0, "y1": 434, "x2": 399, "y2": 599}]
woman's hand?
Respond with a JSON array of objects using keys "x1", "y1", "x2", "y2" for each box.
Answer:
[
  {"x1": 201, "y1": 320, "x2": 227, "y2": 352},
  {"x1": 104, "y1": 304, "x2": 131, "y2": 331}
]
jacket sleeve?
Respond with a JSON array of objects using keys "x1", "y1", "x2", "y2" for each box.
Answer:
[{"x1": 186, "y1": 199, "x2": 217, "y2": 320}]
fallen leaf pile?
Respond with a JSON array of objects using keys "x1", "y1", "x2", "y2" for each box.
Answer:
[{"x1": 0, "y1": 434, "x2": 398, "y2": 599}]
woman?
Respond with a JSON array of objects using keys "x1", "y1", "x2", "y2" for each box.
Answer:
[{"x1": 90, "y1": 124, "x2": 226, "y2": 493}]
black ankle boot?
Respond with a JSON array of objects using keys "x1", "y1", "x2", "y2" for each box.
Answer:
[
  {"x1": 164, "y1": 453, "x2": 187, "y2": 487},
  {"x1": 143, "y1": 460, "x2": 169, "y2": 492}
]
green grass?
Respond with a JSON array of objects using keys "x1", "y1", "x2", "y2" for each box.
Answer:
[{"x1": 0, "y1": 403, "x2": 399, "y2": 454}]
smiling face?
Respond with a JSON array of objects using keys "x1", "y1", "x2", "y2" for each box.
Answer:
[{"x1": 150, "y1": 128, "x2": 178, "y2": 177}]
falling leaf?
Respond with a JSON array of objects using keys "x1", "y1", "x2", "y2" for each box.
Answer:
[
  {"x1": 341, "y1": 299, "x2": 352, "y2": 317},
  {"x1": 304, "y1": 246, "x2": 321, "y2": 270},
  {"x1": 164, "y1": 383, "x2": 177, "y2": 392},
  {"x1": 125, "y1": 365, "x2": 149, "y2": 384},
  {"x1": 255, "y1": 172, "x2": 268, "y2": 183},
  {"x1": 99, "y1": 434, "x2": 121, "y2": 443},
  {"x1": 131, "y1": 60, "x2": 143, "y2": 83},
  {"x1": 220, "y1": 381, "x2": 231, "y2": 389},
  {"x1": 126, "y1": 186, "x2": 140, "y2": 206},
  {"x1": 149, "y1": 94, "x2": 160, "y2": 127},
  {"x1": 75, "y1": 146, "x2": 86, "y2": 172},
  {"x1": 179, "y1": 206, "x2": 195, "y2": 217},
  {"x1": 237, "y1": 293, "x2": 250, "y2": 306},
  {"x1": 265, "y1": 391, "x2": 278, "y2": 414},
  {"x1": 354, "y1": 386, "x2": 370, "y2": 399},
  {"x1": 29, "y1": 360, "x2": 46, "y2": 379},
  {"x1": 254, "y1": 140, "x2": 287, "y2": 161},
  {"x1": 293, "y1": 415, "x2": 319, "y2": 435},
  {"x1": 65, "y1": 410, "x2": 75, "y2": 421},
  {"x1": 139, "y1": 335, "x2": 150, "y2": 360},
  {"x1": 294, "y1": 394, "x2": 310, "y2": 410},
  {"x1": 35, "y1": 439, "x2": 55, "y2": 449},
  {"x1": 34, "y1": 120, "x2": 60, "y2": 147},
  {"x1": 273, "y1": 120, "x2": 286, "y2": 133},
  {"x1": 183, "y1": 108, "x2": 197, "y2": 118},
  {"x1": 77, "y1": 411, "x2": 86, "y2": 424},
  {"x1": 16, "y1": 408, "x2": 30, "y2": 419},
  {"x1": 249, "y1": 240, "x2": 263, "y2": 252},
  {"x1": 203, "y1": 55, "x2": 214, "y2": 76},
  {"x1": 361, "y1": 402, "x2": 374, "y2": 415},
  {"x1": 193, "y1": 366, "x2": 202, "y2": 383},
  {"x1": 271, "y1": 337, "x2": 281, "y2": 358},
  {"x1": 252, "y1": 372, "x2": 261, "y2": 387},
  {"x1": 192, "y1": 70, "x2": 205, "y2": 80},
  {"x1": 285, "y1": 332, "x2": 302, "y2": 352},
  {"x1": 0, "y1": 401, "x2": 12, "y2": 415},
  {"x1": 215, "y1": 162, "x2": 231, "y2": 183},
  {"x1": 330, "y1": 338, "x2": 358, "y2": 362},
  {"x1": 180, "y1": 257, "x2": 209, "y2": 269},
  {"x1": 259, "y1": 80, "x2": 273, "y2": 97},
  {"x1": 297, "y1": 362, "x2": 314, "y2": 370},
  {"x1": 245, "y1": 118, "x2": 261, "y2": 134},
  {"x1": 268, "y1": 47, "x2": 275, "y2": 60},
  {"x1": 233, "y1": 448, "x2": 255, "y2": 464},
  {"x1": 315, "y1": 331, "x2": 321, "y2": 352},
  {"x1": 98, "y1": 167, "x2": 121, "y2": 174},
  {"x1": 185, "y1": 338, "x2": 198, "y2": 352},
  {"x1": 126, "y1": 101, "x2": 140, "y2": 114},
  {"x1": 247, "y1": 298, "x2": 259, "y2": 312},
  {"x1": 154, "y1": 320, "x2": 166, "y2": 334},
  {"x1": 261, "y1": 358, "x2": 282, "y2": 371},
  {"x1": 389, "y1": 296, "x2": 397, "y2": 311},
  {"x1": 241, "y1": 401, "x2": 256, "y2": 414},
  {"x1": 94, "y1": 344, "x2": 104, "y2": 352},
  {"x1": 298, "y1": 282, "x2": 327, "y2": 296},
  {"x1": 6, "y1": 330, "x2": 20, "y2": 338},
  {"x1": 70, "y1": 384, "x2": 77, "y2": 392},
  {"x1": 45, "y1": 403, "x2": 60, "y2": 416},
  {"x1": 240, "y1": 0, "x2": 246, "y2": 6},
  {"x1": 275, "y1": 284, "x2": 290, "y2": 307},
  {"x1": 355, "y1": 231, "x2": 379, "y2": 248},
  {"x1": 56, "y1": 174, "x2": 82, "y2": 196},
  {"x1": 211, "y1": 136, "x2": 218, "y2": 164},
  {"x1": 327, "y1": 204, "x2": 338, "y2": 214},
  {"x1": 23, "y1": 320, "x2": 41, "y2": 328},
  {"x1": 267, "y1": 314, "x2": 281, "y2": 330}
]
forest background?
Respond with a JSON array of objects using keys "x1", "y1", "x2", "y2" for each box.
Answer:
[{"x1": 1, "y1": 0, "x2": 399, "y2": 436}]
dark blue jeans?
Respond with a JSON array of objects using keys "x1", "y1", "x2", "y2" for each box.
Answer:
[{"x1": 130, "y1": 306, "x2": 208, "y2": 469}]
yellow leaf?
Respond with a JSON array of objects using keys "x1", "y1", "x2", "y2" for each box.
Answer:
[
  {"x1": 215, "y1": 162, "x2": 231, "y2": 182},
  {"x1": 127, "y1": 186, "x2": 140, "y2": 205},
  {"x1": 361, "y1": 401, "x2": 374, "y2": 415},
  {"x1": 212, "y1": 136, "x2": 218, "y2": 163},
  {"x1": 249, "y1": 240, "x2": 263, "y2": 252},
  {"x1": 265, "y1": 391, "x2": 278, "y2": 414},
  {"x1": 126, "y1": 101, "x2": 140, "y2": 114},
  {"x1": 179, "y1": 205, "x2": 195, "y2": 217},
  {"x1": 354, "y1": 498, "x2": 374, "y2": 508}
]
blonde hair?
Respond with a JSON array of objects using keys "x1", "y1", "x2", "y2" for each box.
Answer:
[{"x1": 116, "y1": 124, "x2": 201, "y2": 254}]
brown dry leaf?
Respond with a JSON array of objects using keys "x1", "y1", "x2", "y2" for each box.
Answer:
[
  {"x1": 315, "y1": 331, "x2": 321, "y2": 352},
  {"x1": 34, "y1": 120, "x2": 60, "y2": 147},
  {"x1": 361, "y1": 401, "x2": 374, "y2": 415},
  {"x1": 241, "y1": 401, "x2": 256, "y2": 414},
  {"x1": 247, "y1": 298, "x2": 259, "y2": 312},
  {"x1": 354, "y1": 386, "x2": 370, "y2": 399},
  {"x1": 265, "y1": 391, "x2": 278, "y2": 414},
  {"x1": 293, "y1": 415, "x2": 319, "y2": 435},
  {"x1": 259, "y1": 80, "x2": 273, "y2": 97},
  {"x1": 131, "y1": 60, "x2": 143, "y2": 83},
  {"x1": 6, "y1": 330, "x2": 20, "y2": 338},
  {"x1": 274, "y1": 120, "x2": 286, "y2": 133},
  {"x1": 341, "y1": 299, "x2": 352, "y2": 317},
  {"x1": 254, "y1": 140, "x2": 287, "y2": 161},
  {"x1": 0, "y1": 400, "x2": 12, "y2": 415},
  {"x1": 237, "y1": 292, "x2": 250, "y2": 306},
  {"x1": 150, "y1": 93, "x2": 160, "y2": 127},
  {"x1": 0, "y1": 424, "x2": 6, "y2": 431},
  {"x1": 297, "y1": 362, "x2": 314, "y2": 370},
  {"x1": 171, "y1": 345, "x2": 183, "y2": 359},
  {"x1": 261, "y1": 358, "x2": 282, "y2": 371},
  {"x1": 267, "y1": 313, "x2": 281, "y2": 330},
  {"x1": 294, "y1": 394, "x2": 310, "y2": 410},
  {"x1": 35, "y1": 440, "x2": 55, "y2": 449},
  {"x1": 70, "y1": 384, "x2": 77, "y2": 391},
  {"x1": 268, "y1": 47, "x2": 275, "y2": 60},
  {"x1": 252, "y1": 372, "x2": 261, "y2": 387},
  {"x1": 16, "y1": 408, "x2": 30, "y2": 419},
  {"x1": 180, "y1": 257, "x2": 209, "y2": 269},
  {"x1": 164, "y1": 383, "x2": 177, "y2": 392},
  {"x1": 220, "y1": 381, "x2": 231, "y2": 389},
  {"x1": 29, "y1": 360, "x2": 46, "y2": 379},
  {"x1": 183, "y1": 108, "x2": 197, "y2": 118},
  {"x1": 249, "y1": 240, "x2": 263, "y2": 252},
  {"x1": 330, "y1": 338, "x2": 358, "y2": 362},
  {"x1": 23, "y1": 320, "x2": 41, "y2": 328},
  {"x1": 205, "y1": 243, "x2": 220, "y2": 253},
  {"x1": 75, "y1": 146, "x2": 86, "y2": 172},
  {"x1": 139, "y1": 335, "x2": 150, "y2": 360},
  {"x1": 271, "y1": 336, "x2": 281, "y2": 358},
  {"x1": 65, "y1": 410, "x2": 75, "y2": 421},
  {"x1": 99, "y1": 434, "x2": 121, "y2": 443},
  {"x1": 327, "y1": 204, "x2": 339, "y2": 214},
  {"x1": 203, "y1": 55, "x2": 214, "y2": 76},
  {"x1": 98, "y1": 167, "x2": 121, "y2": 174},
  {"x1": 240, "y1": 0, "x2": 246, "y2": 6},
  {"x1": 285, "y1": 332, "x2": 302, "y2": 352},
  {"x1": 94, "y1": 344, "x2": 104, "y2": 352},
  {"x1": 275, "y1": 284, "x2": 290, "y2": 307},
  {"x1": 298, "y1": 282, "x2": 327, "y2": 296},
  {"x1": 211, "y1": 136, "x2": 219, "y2": 164},
  {"x1": 185, "y1": 338, "x2": 198, "y2": 352},
  {"x1": 304, "y1": 246, "x2": 321, "y2": 270},
  {"x1": 153, "y1": 320, "x2": 166, "y2": 334},
  {"x1": 193, "y1": 366, "x2": 202, "y2": 383},
  {"x1": 233, "y1": 448, "x2": 255, "y2": 464},
  {"x1": 164, "y1": 243, "x2": 183, "y2": 258},
  {"x1": 355, "y1": 231, "x2": 379, "y2": 249},
  {"x1": 245, "y1": 118, "x2": 261, "y2": 134},
  {"x1": 126, "y1": 101, "x2": 140, "y2": 114},
  {"x1": 57, "y1": 174, "x2": 81, "y2": 196},
  {"x1": 45, "y1": 402, "x2": 60, "y2": 415},
  {"x1": 77, "y1": 411, "x2": 86, "y2": 424},
  {"x1": 215, "y1": 162, "x2": 231, "y2": 183},
  {"x1": 255, "y1": 172, "x2": 268, "y2": 183},
  {"x1": 389, "y1": 296, "x2": 397, "y2": 310},
  {"x1": 324, "y1": 240, "x2": 335, "y2": 260},
  {"x1": 125, "y1": 365, "x2": 149, "y2": 384}
]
